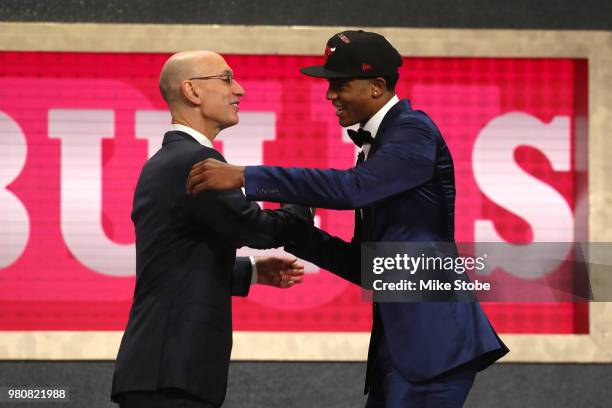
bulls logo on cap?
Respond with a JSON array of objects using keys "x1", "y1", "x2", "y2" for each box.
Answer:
[{"x1": 300, "y1": 30, "x2": 403, "y2": 79}]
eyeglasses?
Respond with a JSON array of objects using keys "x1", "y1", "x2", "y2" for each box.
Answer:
[{"x1": 189, "y1": 73, "x2": 234, "y2": 85}]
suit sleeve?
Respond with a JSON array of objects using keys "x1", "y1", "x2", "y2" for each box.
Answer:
[
  {"x1": 231, "y1": 257, "x2": 252, "y2": 297},
  {"x1": 244, "y1": 122, "x2": 436, "y2": 209},
  {"x1": 188, "y1": 149, "x2": 313, "y2": 249},
  {"x1": 285, "y1": 226, "x2": 362, "y2": 287}
]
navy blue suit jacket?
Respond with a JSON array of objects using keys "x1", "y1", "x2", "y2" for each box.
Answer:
[{"x1": 244, "y1": 99, "x2": 508, "y2": 385}]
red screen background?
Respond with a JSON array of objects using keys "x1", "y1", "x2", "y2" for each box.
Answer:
[{"x1": 0, "y1": 52, "x2": 588, "y2": 333}]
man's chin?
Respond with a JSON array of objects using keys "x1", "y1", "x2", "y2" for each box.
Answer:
[
  {"x1": 221, "y1": 118, "x2": 239, "y2": 129},
  {"x1": 339, "y1": 118, "x2": 358, "y2": 127}
]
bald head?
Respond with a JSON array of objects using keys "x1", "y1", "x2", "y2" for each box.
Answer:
[
  {"x1": 159, "y1": 51, "x2": 225, "y2": 109},
  {"x1": 158, "y1": 51, "x2": 245, "y2": 138}
]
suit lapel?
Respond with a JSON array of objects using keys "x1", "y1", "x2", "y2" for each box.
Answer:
[
  {"x1": 358, "y1": 100, "x2": 411, "y2": 240},
  {"x1": 368, "y1": 99, "x2": 411, "y2": 156}
]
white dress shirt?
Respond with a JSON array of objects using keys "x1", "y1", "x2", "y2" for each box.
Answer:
[
  {"x1": 360, "y1": 94, "x2": 400, "y2": 160},
  {"x1": 171, "y1": 123, "x2": 214, "y2": 148},
  {"x1": 171, "y1": 123, "x2": 259, "y2": 284},
  {"x1": 355, "y1": 95, "x2": 400, "y2": 219}
]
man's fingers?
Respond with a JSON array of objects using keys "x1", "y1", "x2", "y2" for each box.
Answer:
[
  {"x1": 187, "y1": 177, "x2": 202, "y2": 195},
  {"x1": 188, "y1": 163, "x2": 207, "y2": 180},
  {"x1": 191, "y1": 158, "x2": 216, "y2": 170},
  {"x1": 186, "y1": 158, "x2": 231, "y2": 195},
  {"x1": 289, "y1": 265, "x2": 305, "y2": 273},
  {"x1": 275, "y1": 272, "x2": 304, "y2": 289},
  {"x1": 189, "y1": 159, "x2": 215, "y2": 180},
  {"x1": 286, "y1": 277, "x2": 303, "y2": 287},
  {"x1": 192, "y1": 181, "x2": 209, "y2": 195},
  {"x1": 188, "y1": 169, "x2": 215, "y2": 195},
  {"x1": 189, "y1": 164, "x2": 204, "y2": 175},
  {"x1": 283, "y1": 271, "x2": 304, "y2": 279},
  {"x1": 186, "y1": 165, "x2": 200, "y2": 194},
  {"x1": 282, "y1": 257, "x2": 303, "y2": 268},
  {"x1": 281, "y1": 279, "x2": 301, "y2": 289},
  {"x1": 198, "y1": 158, "x2": 221, "y2": 169},
  {"x1": 188, "y1": 173, "x2": 204, "y2": 187},
  {"x1": 282, "y1": 270, "x2": 304, "y2": 279},
  {"x1": 189, "y1": 163, "x2": 209, "y2": 180},
  {"x1": 188, "y1": 178, "x2": 207, "y2": 196}
]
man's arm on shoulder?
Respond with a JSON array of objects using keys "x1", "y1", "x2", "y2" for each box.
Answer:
[
  {"x1": 187, "y1": 149, "x2": 313, "y2": 249},
  {"x1": 244, "y1": 121, "x2": 436, "y2": 209}
]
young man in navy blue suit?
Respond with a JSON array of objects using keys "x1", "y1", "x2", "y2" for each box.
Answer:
[{"x1": 187, "y1": 32, "x2": 509, "y2": 407}]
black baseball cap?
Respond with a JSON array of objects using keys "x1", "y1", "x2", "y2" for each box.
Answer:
[{"x1": 300, "y1": 30, "x2": 403, "y2": 79}]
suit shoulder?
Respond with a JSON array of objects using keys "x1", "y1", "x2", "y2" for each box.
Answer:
[
  {"x1": 165, "y1": 140, "x2": 226, "y2": 164},
  {"x1": 393, "y1": 109, "x2": 434, "y2": 127},
  {"x1": 188, "y1": 146, "x2": 226, "y2": 163},
  {"x1": 141, "y1": 143, "x2": 225, "y2": 178},
  {"x1": 386, "y1": 109, "x2": 443, "y2": 138}
]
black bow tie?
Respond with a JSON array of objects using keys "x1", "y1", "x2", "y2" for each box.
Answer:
[{"x1": 347, "y1": 128, "x2": 375, "y2": 148}]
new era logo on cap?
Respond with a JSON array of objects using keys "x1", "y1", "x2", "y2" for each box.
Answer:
[
  {"x1": 338, "y1": 33, "x2": 351, "y2": 44},
  {"x1": 300, "y1": 30, "x2": 403, "y2": 79}
]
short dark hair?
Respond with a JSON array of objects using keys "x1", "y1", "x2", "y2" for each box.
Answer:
[{"x1": 382, "y1": 74, "x2": 399, "y2": 91}]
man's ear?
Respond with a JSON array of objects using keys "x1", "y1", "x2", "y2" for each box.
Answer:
[
  {"x1": 181, "y1": 80, "x2": 201, "y2": 105},
  {"x1": 370, "y1": 77, "x2": 387, "y2": 98}
]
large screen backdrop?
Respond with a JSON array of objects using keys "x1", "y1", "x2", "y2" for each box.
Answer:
[{"x1": 0, "y1": 24, "x2": 611, "y2": 362}]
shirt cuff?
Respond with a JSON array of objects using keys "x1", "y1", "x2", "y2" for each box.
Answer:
[{"x1": 250, "y1": 256, "x2": 258, "y2": 285}]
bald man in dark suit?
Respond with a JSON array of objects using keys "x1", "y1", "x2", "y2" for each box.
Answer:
[{"x1": 111, "y1": 51, "x2": 313, "y2": 408}]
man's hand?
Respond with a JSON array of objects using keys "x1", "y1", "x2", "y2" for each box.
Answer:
[
  {"x1": 255, "y1": 256, "x2": 304, "y2": 288},
  {"x1": 187, "y1": 159, "x2": 245, "y2": 195}
]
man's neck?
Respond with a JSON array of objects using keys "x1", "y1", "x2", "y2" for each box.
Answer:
[
  {"x1": 171, "y1": 116, "x2": 218, "y2": 144},
  {"x1": 361, "y1": 93, "x2": 395, "y2": 127},
  {"x1": 362, "y1": 94, "x2": 399, "y2": 136},
  {"x1": 375, "y1": 93, "x2": 395, "y2": 110}
]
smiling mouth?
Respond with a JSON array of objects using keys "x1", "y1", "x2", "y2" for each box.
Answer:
[
  {"x1": 230, "y1": 102, "x2": 239, "y2": 111},
  {"x1": 334, "y1": 105, "x2": 344, "y2": 116}
]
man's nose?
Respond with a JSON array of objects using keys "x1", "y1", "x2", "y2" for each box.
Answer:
[
  {"x1": 232, "y1": 79, "x2": 245, "y2": 97},
  {"x1": 326, "y1": 87, "x2": 337, "y2": 100}
]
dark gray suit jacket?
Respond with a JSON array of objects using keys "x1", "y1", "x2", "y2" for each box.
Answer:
[{"x1": 111, "y1": 131, "x2": 311, "y2": 405}]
